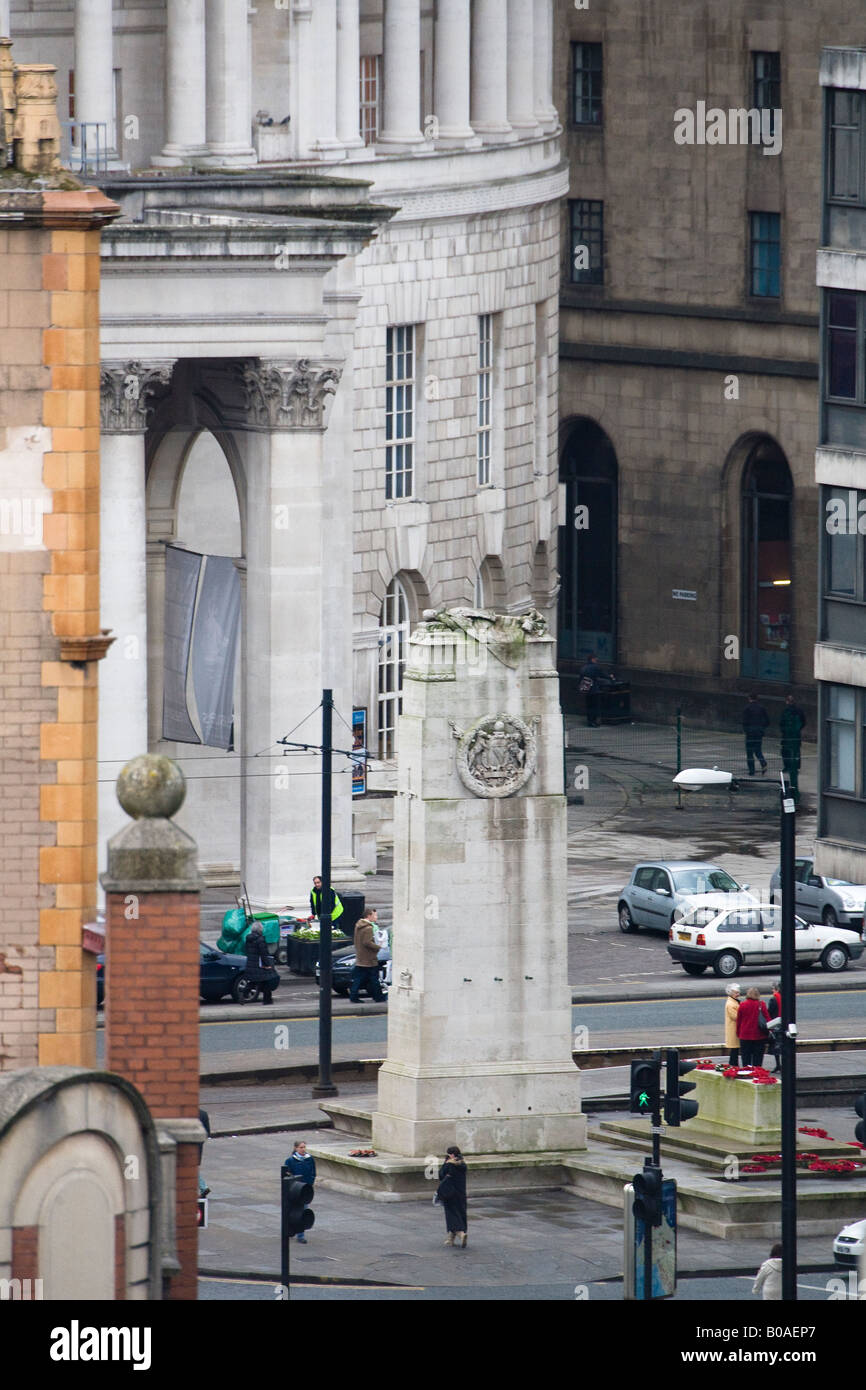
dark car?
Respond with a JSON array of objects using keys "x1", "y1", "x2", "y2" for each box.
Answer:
[
  {"x1": 315, "y1": 944, "x2": 390, "y2": 997},
  {"x1": 97, "y1": 940, "x2": 278, "y2": 1007}
]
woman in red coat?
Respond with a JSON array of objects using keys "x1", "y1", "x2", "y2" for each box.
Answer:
[{"x1": 737, "y1": 986, "x2": 770, "y2": 1067}]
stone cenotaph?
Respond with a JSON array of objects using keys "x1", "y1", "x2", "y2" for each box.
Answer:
[{"x1": 371, "y1": 608, "x2": 586, "y2": 1166}]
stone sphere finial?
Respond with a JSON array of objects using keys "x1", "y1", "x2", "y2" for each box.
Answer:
[{"x1": 116, "y1": 754, "x2": 186, "y2": 821}]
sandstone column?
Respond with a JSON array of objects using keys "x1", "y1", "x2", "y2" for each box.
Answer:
[
  {"x1": 98, "y1": 362, "x2": 173, "y2": 886},
  {"x1": 372, "y1": 610, "x2": 586, "y2": 1157},
  {"x1": 203, "y1": 0, "x2": 256, "y2": 167},
  {"x1": 336, "y1": 0, "x2": 366, "y2": 156},
  {"x1": 470, "y1": 0, "x2": 515, "y2": 143},
  {"x1": 378, "y1": 0, "x2": 425, "y2": 150},
  {"x1": 240, "y1": 359, "x2": 357, "y2": 908},
  {"x1": 102, "y1": 755, "x2": 204, "y2": 1301},
  {"x1": 311, "y1": 0, "x2": 344, "y2": 158},
  {"x1": 506, "y1": 0, "x2": 541, "y2": 135},
  {"x1": 433, "y1": 0, "x2": 479, "y2": 147},
  {"x1": 153, "y1": 0, "x2": 208, "y2": 166},
  {"x1": 533, "y1": 0, "x2": 558, "y2": 132},
  {"x1": 74, "y1": 0, "x2": 116, "y2": 160}
]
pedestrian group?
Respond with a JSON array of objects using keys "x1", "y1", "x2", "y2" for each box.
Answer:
[{"x1": 724, "y1": 980, "x2": 782, "y2": 1072}]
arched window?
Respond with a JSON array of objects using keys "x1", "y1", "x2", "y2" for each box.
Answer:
[
  {"x1": 741, "y1": 440, "x2": 793, "y2": 682},
  {"x1": 557, "y1": 418, "x2": 618, "y2": 665},
  {"x1": 378, "y1": 576, "x2": 410, "y2": 759}
]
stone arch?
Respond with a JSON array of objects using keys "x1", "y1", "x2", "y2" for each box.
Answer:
[
  {"x1": 474, "y1": 554, "x2": 508, "y2": 611},
  {"x1": 720, "y1": 431, "x2": 794, "y2": 684},
  {"x1": 557, "y1": 415, "x2": 618, "y2": 668}
]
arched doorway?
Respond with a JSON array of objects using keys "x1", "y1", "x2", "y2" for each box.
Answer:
[
  {"x1": 741, "y1": 439, "x2": 793, "y2": 682},
  {"x1": 557, "y1": 417, "x2": 618, "y2": 667}
]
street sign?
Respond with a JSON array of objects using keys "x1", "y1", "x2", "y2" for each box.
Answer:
[{"x1": 624, "y1": 1178, "x2": 677, "y2": 1300}]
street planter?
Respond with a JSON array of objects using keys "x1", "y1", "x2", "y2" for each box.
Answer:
[{"x1": 287, "y1": 933, "x2": 350, "y2": 976}]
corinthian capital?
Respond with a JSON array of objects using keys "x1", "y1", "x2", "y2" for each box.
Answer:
[
  {"x1": 241, "y1": 359, "x2": 342, "y2": 431},
  {"x1": 100, "y1": 361, "x2": 174, "y2": 433}
]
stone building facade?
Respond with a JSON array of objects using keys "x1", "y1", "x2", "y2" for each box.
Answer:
[
  {"x1": 7, "y1": 1, "x2": 565, "y2": 897},
  {"x1": 554, "y1": 0, "x2": 866, "y2": 729},
  {"x1": 813, "y1": 46, "x2": 866, "y2": 884}
]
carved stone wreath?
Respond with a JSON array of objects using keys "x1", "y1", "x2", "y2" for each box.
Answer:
[{"x1": 450, "y1": 713, "x2": 538, "y2": 799}]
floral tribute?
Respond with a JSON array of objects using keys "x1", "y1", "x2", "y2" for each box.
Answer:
[{"x1": 736, "y1": 1127, "x2": 866, "y2": 1177}]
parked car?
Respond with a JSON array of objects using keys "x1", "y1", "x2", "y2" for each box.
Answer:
[
  {"x1": 833, "y1": 1217, "x2": 866, "y2": 1267},
  {"x1": 96, "y1": 941, "x2": 277, "y2": 1007},
  {"x1": 667, "y1": 903, "x2": 864, "y2": 977},
  {"x1": 770, "y1": 857, "x2": 866, "y2": 934},
  {"x1": 315, "y1": 944, "x2": 391, "y2": 997},
  {"x1": 617, "y1": 861, "x2": 757, "y2": 934}
]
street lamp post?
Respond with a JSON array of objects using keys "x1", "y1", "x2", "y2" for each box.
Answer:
[{"x1": 779, "y1": 772, "x2": 798, "y2": 1300}]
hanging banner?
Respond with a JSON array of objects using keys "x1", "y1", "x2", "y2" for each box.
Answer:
[
  {"x1": 352, "y1": 708, "x2": 367, "y2": 797},
  {"x1": 163, "y1": 545, "x2": 201, "y2": 744},
  {"x1": 163, "y1": 546, "x2": 240, "y2": 750}
]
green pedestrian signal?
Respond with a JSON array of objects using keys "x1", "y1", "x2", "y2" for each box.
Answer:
[{"x1": 630, "y1": 1056, "x2": 661, "y2": 1115}]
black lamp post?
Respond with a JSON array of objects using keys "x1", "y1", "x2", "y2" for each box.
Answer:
[{"x1": 779, "y1": 772, "x2": 798, "y2": 1300}]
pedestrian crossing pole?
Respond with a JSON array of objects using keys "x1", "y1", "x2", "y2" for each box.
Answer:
[
  {"x1": 780, "y1": 772, "x2": 797, "y2": 1299},
  {"x1": 312, "y1": 689, "x2": 338, "y2": 1099}
]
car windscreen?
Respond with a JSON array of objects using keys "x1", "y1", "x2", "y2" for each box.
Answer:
[{"x1": 672, "y1": 869, "x2": 739, "y2": 895}]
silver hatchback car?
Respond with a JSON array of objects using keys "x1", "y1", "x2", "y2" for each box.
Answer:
[
  {"x1": 769, "y1": 857, "x2": 866, "y2": 934},
  {"x1": 618, "y1": 861, "x2": 757, "y2": 935}
]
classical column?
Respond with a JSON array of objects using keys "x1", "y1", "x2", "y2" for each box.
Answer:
[
  {"x1": 153, "y1": 0, "x2": 208, "y2": 165},
  {"x1": 98, "y1": 361, "x2": 173, "y2": 886},
  {"x1": 240, "y1": 359, "x2": 351, "y2": 909},
  {"x1": 378, "y1": 0, "x2": 425, "y2": 150},
  {"x1": 203, "y1": 0, "x2": 256, "y2": 167},
  {"x1": 433, "y1": 0, "x2": 479, "y2": 147},
  {"x1": 533, "y1": 0, "x2": 558, "y2": 132},
  {"x1": 506, "y1": 0, "x2": 541, "y2": 135},
  {"x1": 470, "y1": 0, "x2": 515, "y2": 143},
  {"x1": 336, "y1": 0, "x2": 367, "y2": 156},
  {"x1": 310, "y1": 0, "x2": 344, "y2": 158},
  {"x1": 74, "y1": 0, "x2": 116, "y2": 158}
]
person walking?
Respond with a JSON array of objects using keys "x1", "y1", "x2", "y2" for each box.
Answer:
[
  {"x1": 724, "y1": 983, "x2": 741, "y2": 1066},
  {"x1": 742, "y1": 693, "x2": 769, "y2": 775},
  {"x1": 779, "y1": 694, "x2": 806, "y2": 802},
  {"x1": 284, "y1": 1140, "x2": 316, "y2": 1244},
  {"x1": 350, "y1": 906, "x2": 386, "y2": 1003},
  {"x1": 243, "y1": 922, "x2": 279, "y2": 1005},
  {"x1": 436, "y1": 1146, "x2": 468, "y2": 1248},
  {"x1": 752, "y1": 1243, "x2": 783, "y2": 1300},
  {"x1": 737, "y1": 985, "x2": 770, "y2": 1067},
  {"x1": 766, "y1": 979, "x2": 783, "y2": 1073},
  {"x1": 310, "y1": 875, "x2": 344, "y2": 932},
  {"x1": 578, "y1": 654, "x2": 602, "y2": 728}
]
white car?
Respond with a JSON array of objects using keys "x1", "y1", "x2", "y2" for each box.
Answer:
[
  {"x1": 833, "y1": 1217, "x2": 866, "y2": 1268},
  {"x1": 667, "y1": 903, "x2": 865, "y2": 977}
]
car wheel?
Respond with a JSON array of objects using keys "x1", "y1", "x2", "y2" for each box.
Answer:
[
  {"x1": 231, "y1": 973, "x2": 252, "y2": 1003},
  {"x1": 618, "y1": 903, "x2": 639, "y2": 933},
  {"x1": 712, "y1": 951, "x2": 741, "y2": 978},
  {"x1": 682, "y1": 963, "x2": 708, "y2": 976},
  {"x1": 820, "y1": 943, "x2": 849, "y2": 972},
  {"x1": 822, "y1": 906, "x2": 839, "y2": 928}
]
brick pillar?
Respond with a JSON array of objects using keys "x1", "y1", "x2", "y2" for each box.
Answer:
[{"x1": 101, "y1": 753, "x2": 202, "y2": 1301}]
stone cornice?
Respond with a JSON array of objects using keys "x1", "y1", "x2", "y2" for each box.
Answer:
[
  {"x1": 241, "y1": 358, "x2": 342, "y2": 431},
  {"x1": 100, "y1": 360, "x2": 174, "y2": 433},
  {"x1": 0, "y1": 187, "x2": 120, "y2": 229}
]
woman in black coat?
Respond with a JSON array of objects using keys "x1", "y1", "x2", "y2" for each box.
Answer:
[
  {"x1": 437, "y1": 1146, "x2": 468, "y2": 1247},
  {"x1": 243, "y1": 924, "x2": 277, "y2": 1004}
]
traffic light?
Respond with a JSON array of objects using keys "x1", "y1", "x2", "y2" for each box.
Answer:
[
  {"x1": 855, "y1": 1092, "x2": 866, "y2": 1146},
  {"x1": 630, "y1": 1055, "x2": 661, "y2": 1115},
  {"x1": 284, "y1": 1175, "x2": 315, "y2": 1237},
  {"x1": 632, "y1": 1164, "x2": 664, "y2": 1227},
  {"x1": 664, "y1": 1049, "x2": 699, "y2": 1127}
]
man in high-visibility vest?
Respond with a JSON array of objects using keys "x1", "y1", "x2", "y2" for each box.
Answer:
[{"x1": 310, "y1": 876, "x2": 344, "y2": 929}]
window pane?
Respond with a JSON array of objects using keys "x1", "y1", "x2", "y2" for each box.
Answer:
[
  {"x1": 825, "y1": 491, "x2": 859, "y2": 594},
  {"x1": 830, "y1": 721, "x2": 856, "y2": 791},
  {"x1": 827, "y1": 291, "x2": 857, "y2": 399},
  {"x1": 570, "y1": 199, "x2": 604, "y2": 285},
  {"x1": 830, "y1": 90, "x2": 862, "y2": 201},
  {"x1": 572, "y1": 42, "x2": 603, "y2": 125},
  {"x1": 749, "y1": 212, "x2": 780, "y2": 298}
]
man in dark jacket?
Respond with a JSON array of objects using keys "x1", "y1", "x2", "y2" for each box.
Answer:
[
  {"x1": 244, "y1": 923, "x2": 278, "y2": 1004},
  {"x1": 742, "y1": 694, "x2": 769, "y2": 775},
  {"x1": 284, "y1": 1140, "x2": 316, "y2": 1243},
  {"x1": 579, "y1": 654, "x2": 602, "y2": 728},
  {"x1": 350, "y1": 906, "x2": 386, "y2": 1003},
  {"x1": 779, "y1": 694, "x2": 806, "y2": 801}
]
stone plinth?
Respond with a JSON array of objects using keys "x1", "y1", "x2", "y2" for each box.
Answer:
[
  {"x1": 371, "y1": 609, "x2": 586, "y2": 1159},
  {"x1": 688, "y1": 1069, "x2": 782, "y2": 1146}
]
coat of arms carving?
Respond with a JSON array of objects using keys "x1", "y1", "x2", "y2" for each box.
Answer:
[{"x1": 449, "y1": 714, "x2": 538, "y2": 799}]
